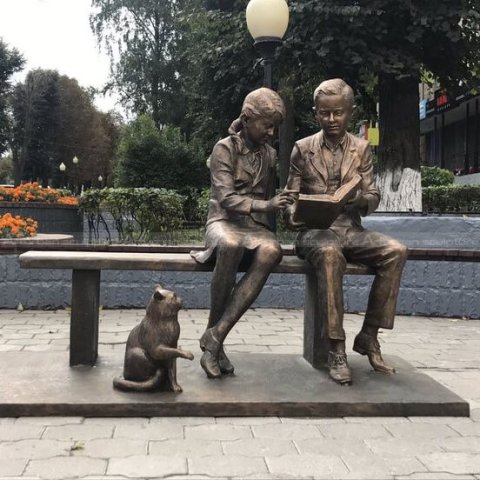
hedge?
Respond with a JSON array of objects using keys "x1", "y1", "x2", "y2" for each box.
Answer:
[
  {"x1": 421, "y1": 166, "x2": 454, "y2": 187},
  {"x1": 423, "y1": 185, "x2": 480, "y2": 213},
  {"x1": 80, "y1": 188, "x2": 186, "y2": 243}
]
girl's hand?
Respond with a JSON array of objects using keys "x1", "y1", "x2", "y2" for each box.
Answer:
[{"x1": 267, "y1": 192, "x2": 295, "y2": 212}]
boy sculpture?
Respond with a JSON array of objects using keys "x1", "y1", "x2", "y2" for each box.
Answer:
[
  {"x1": 285, "y1": 79, "x2": 408, "y2": 385},
  {"x1": 192, "y1": 88, "x2": 293, "y2": 378}
]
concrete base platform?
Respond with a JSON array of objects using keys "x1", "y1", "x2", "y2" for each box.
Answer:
[{"x1": 0, "y1": 352, "x2": 469, "y2": 417}]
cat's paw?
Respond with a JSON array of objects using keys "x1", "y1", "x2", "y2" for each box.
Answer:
[
  {"x1": 184, "y1": 350, "x2": 194, "y2": 361},
  {"x1": 171, "y1": 384, "x2": 183, "y2": 393}
]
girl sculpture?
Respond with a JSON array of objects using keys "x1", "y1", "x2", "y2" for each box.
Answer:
[{"x1": 191, "y1": 88, "x2": 293, "y2": 378}]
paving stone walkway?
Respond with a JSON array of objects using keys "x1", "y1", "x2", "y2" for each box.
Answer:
[{"x1": 0, "y1": 308, "x2": 480, "y2": 479}]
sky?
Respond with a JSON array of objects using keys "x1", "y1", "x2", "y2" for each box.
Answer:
[{"x1": 0, "y1": 0, "x2": 119, "y2": 112}]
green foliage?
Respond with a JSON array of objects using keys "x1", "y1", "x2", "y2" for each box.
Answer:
[
  {"x1": 80, "y1": 187, "x2": 186, "y2": 243},
  {"x1": 90, "y1": 0, "x2": 187, "y2": 128},
  {"x1": 0, "y1": 155, "x2": 12, "y2": 183},
  {"x1": 423, "y1": 185, "x2": 480, "y2": 213},
  {"x1": 10, "y1": 69, "x2": 121, "y2": 187},
  {"x1": 0, "y1": 39, "x2": 24, "y2": 156},
  {"x1": 421, "y1": 166, "x2": 454, "y2": 188},
  {"x1": 115, "y1": 114, "x2": 209, "y2": 190}
]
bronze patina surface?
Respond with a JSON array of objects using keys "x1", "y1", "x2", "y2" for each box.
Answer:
[
  {"x1": 0, "y1": 352, "x2": 468, "y2": 417},
  {"x1": 191, "y1": 88, "x2": 294, "y2": 379},
  {"x1": 285, "y1": 79, "x2": 408, "y2": 385},
  {"x1": 113, "y1": 286, "x2": 193, "y2": 393}
]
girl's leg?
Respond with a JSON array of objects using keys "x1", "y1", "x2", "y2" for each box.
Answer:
[{"x1": 200, "y1": 241, "x2": 282, "y2": 377}]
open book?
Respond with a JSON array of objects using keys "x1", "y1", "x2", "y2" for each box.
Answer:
[{"x1": 292, "y1": 174, "x2": 362, "y2": 229}]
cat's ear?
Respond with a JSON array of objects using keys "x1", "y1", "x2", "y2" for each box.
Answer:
[{"x1": 154, "y1": 289, "x2": 164, "y2": 301}]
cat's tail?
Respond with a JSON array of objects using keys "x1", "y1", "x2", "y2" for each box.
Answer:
[{"x1": 113, "y1": 369, "x2": 163, "y2": 392}]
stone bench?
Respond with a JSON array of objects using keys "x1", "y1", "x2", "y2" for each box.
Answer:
[{"x1": 18, "y1": 248, "x2": 480, "y2": 368}]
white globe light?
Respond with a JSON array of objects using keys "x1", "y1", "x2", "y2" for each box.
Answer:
[
  {"x1": 59, "y1": 162, "x2": 66, "y2": 172},
  {"x1": 246, "y1": 0, "x2": 289, "y2": 40},
  {"x1": 72, "y1": 156, "x2": 79, "y2": 165}
]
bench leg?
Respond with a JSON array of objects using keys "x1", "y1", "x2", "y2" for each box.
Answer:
[
  {"x1": 70, "y1": 269, "x2": 100, "y2": 367},
  {"x1": 303, "y1": 271, "x2": 329, "y2": 369}
]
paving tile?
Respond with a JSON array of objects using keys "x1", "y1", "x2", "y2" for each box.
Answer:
[
  {"x1": 149, "y1": 438, "x2": 222, "y2": 457},
  {"x1": 343, "y1": 416, "x2": 410, "y2": 424},
  {"x1": 266, "y1": 453, "x2": 348, "y2": 478},
  {"x1": 223, "y1": 437, "x2": 297, "y2": 456},
  {"x1": 25, "y1": 456, "x2": 107, "y2": 479},
  {"x1": 0, "y1": 458, "x2": 27, "y2": 477},
  {"x1": 408, "y1": 416, "x2": 474, "y2": 424},
  {"x1": 341, "y1": 453, "x2": 427, "y2": 478},
  {"x1": 280, "y1": 417, "x2": 346, "y2": 425},
  {"x1": 114, "y1": 423, "x2": 183, "y2": 440},
  {"x1": 295, "y1": 437, "x2": 373, "y2": 456},
  {"x1": 317, "y1": 423, "x2": 391, "y2": 440},
  {"x1": 450, "y1": 423, "x2": 480, "y2": 436},
  {"x1": 83, "y1": 417, "x2": 150, "y2": 426},
  {"x1": 0, "y1": 424, "x2": 44, "y2": 440},
  {"x1": 0, "y1": 439, "x2": 71, "y2": 459},
  {"x1": 418, "y1": 453, "x2": 480, "y2": 475},
  {"x1": 15, "y1": 416, "x2": 83, "y2": 425},
  {"x1": 71, "y1": 438, "x2": 148, "y2": 458},
  {"x1": 438, "y1": 437, "x2": 480, "y2": 453},
  {"x1": 185, "y1": 424, "x2": 252, "y2": 441},
  {"x1": 42, "y1": 424, "x2": 114, "y2": 441},
  {"x1": 385, "y1": 423, "x2": 459, "y2": 439},
  {"x1": 189, "y1": 455, "x2": 268, "y2": 477},
  {"x1": 471, "y1": 409, "x2": 480, "y2": 422},
  {"x1": 394, "y1": 472, "x2": 476, "y2": 480},
  {"x1": 365, "y1": 437, "x2": 443, "y2": 455},
  {"x1": 149, "y1": 416, "x2": 215, "y2": 425},
  {"x1": 107, "y1": 455, "x2": 187, "y2": 478},
  {"x1": 215, "y1": 416, "x2": 281, "y2": 425},
  {"x1": 252, "y1": 423, "x2": 322, "y2": 440}
]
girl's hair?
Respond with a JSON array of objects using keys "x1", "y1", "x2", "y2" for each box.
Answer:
[
  {"x1": 313, "y1": 79, "x2": 354, "y2": 109},
  {"x1": 228, "y1": 88, "x2": 286, "y2": 134}
]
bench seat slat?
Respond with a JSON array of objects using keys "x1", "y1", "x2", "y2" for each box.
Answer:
[{"x1": 19, "y1": 250, "x2": 373, "y2": 275}]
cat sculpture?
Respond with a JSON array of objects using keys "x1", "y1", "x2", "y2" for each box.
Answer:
[{"x1": 113, "y1": 285, "x2": 194, "y2": 393}]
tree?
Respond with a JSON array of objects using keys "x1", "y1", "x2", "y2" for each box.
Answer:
[
  {"x1": 0, "y1": 39, "x2": 24, "y2": 156},
  {"x1": 11, "y1": 69, "x2": 121, "y2": 187},
  {"x1": 11, "y1": 69, "x2": 60, "y2": 185},
  {"x1": 115, "y1": 114, "x2": 209, "y2": 190},
  {"x1": 90, "y1": 0, "x2": 187, "y2": 129},
  {"x1": 187, "y1": 0, "x2": 480, "y2": 210},
  {"x1": 283, "y1": 0, "x2": 480, "y2": 210}
]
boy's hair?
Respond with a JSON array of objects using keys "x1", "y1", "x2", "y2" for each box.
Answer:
[
  {"x1": 313, "y1": 79, "x2": 354, "y2": 109},
  {"x1": 242, "y1": 88, "x2": 286, "y2": 121}
]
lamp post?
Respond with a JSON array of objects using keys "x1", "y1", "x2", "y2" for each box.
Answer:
[
  {"x1": 246, "y1": 0, "x2": 289, "y2": 89},
  {"x1": 59, "y1": 162, "x2": 66, "y2": 189},
  {"x1": 98, "y1": 175, "x2": 103, "y2": 188},
  {"x1": 72, "y1": 156, "x2": 79, "y2": 195}
]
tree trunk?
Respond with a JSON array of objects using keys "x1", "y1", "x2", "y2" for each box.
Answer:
[{"x1": 377, "y1": 73, "x2": 422, "y2": 212}]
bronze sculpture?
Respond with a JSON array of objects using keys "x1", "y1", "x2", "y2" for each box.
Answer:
[
  {"x1": 191, "y1": 88, "x2": 293, "y2": 378},
  {"x1": 285, "y1": 79, "x2": 408, "y2": 385},
  {"x1": 113, "y1": 285, "x2": 194, "y2": 392}
]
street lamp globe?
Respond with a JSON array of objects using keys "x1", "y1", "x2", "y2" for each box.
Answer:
[
  {"x1": 72, "y1": 156, "x2": 79, "y2": 165},
  {"x1": 246, "y1": 0, "x2": 289, "y2": 89},
  {"x1": 246, "y1": 0, "x2": 289, "y2": 41},
  {"x1": 59, "y1": 162, "x2": 66, "y2": 172}
]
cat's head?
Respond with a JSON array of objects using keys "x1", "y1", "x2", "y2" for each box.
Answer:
[{"x1": 147, "y1": 285, "x2": 182, "y2": 318}]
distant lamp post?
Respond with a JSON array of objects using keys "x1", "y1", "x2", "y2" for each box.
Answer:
[
  {"x1": 98, "y1": 175, "x2": 103, "y2": 188},
  {"x1": 59, "y1": 162, "x2": 66, "y2": 188},
  {"x1": 72, "y1": 156, "x2": 79, "y2": 195},
  {"x1": 246, "y1": 0, "x2": 289, "y2": 89}
]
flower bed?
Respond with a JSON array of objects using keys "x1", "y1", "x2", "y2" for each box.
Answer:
[
  {"x1": 0, "y1": 182, "x2": 77, "y2": 204},
  {"x1": 0, "y1": 213, "x2": 38, "y2": 239},
  {"x1": 0, "y1": 183, "x2": 82, "y2": 235}
]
